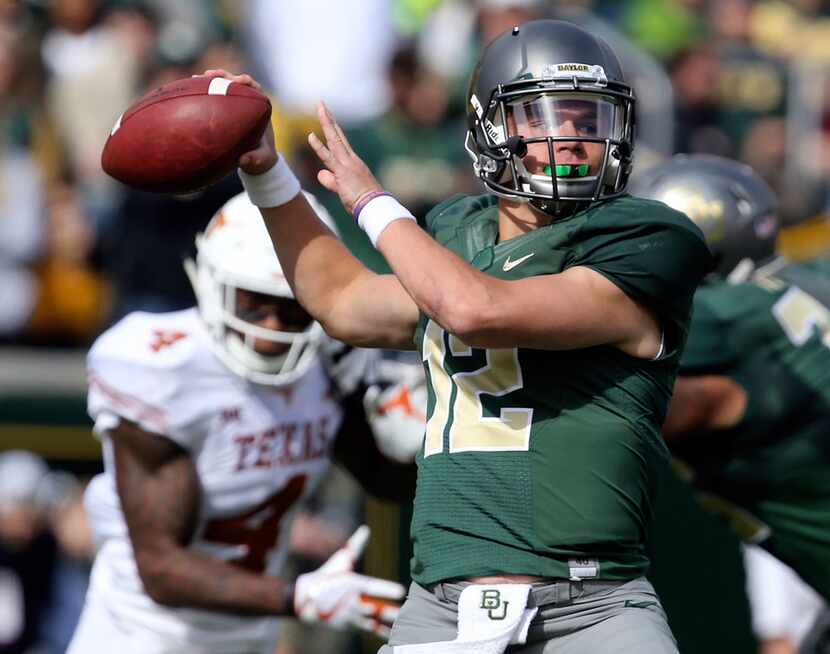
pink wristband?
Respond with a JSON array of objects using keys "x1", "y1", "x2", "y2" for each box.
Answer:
[{"x1": 352, "y1": 191, "x2": 390, "y2": 220}]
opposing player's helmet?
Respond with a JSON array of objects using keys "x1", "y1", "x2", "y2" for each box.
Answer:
[
  {"x1": 630, "y1": 155, "x2": 780, "y2": 279},
  {"x1": 185, "y1": 192, "x2": 335, "y2": 386},
  {"x1": 465, "y1": 19, "x2": 636, "y2": 214}
]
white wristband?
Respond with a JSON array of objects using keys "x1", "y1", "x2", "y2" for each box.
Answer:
[
  {"x1": 357, "y1": 195, "x2": 415, "y2": 247},
  {"x1": 238, "y1": 155, "x2": 302, "y2": 208}
]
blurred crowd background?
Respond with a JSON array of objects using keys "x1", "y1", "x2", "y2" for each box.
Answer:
[{"x1": 1, "y1": 0, "x2": 830, "y2": 652}]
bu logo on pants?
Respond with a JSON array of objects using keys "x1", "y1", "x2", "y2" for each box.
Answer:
[{"x1": 480, "y1": 589, "x2": 509, "y2": 620}]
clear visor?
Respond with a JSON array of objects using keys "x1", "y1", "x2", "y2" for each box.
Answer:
[{"x1": 504, "y1": 94, "x2": 622, "y2": 141}]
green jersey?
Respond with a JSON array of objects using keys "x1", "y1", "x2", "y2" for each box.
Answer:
[
  {"x1": 410, "y1": 193, "x2": 712, "y2": 585},
  {"x1": 677, "y1": 257, "x2": 830, "y2": 598}
]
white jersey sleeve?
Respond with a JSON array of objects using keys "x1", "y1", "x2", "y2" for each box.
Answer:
[{"x1": 87, "y1": 309, "x2": 218, "y2": 450}]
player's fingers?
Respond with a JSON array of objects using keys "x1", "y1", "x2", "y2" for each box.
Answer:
[
  {"x1": 315, "y1": 103, "x2": 338, "y2": 150},
  {"x1": 357, "y1": 576, "x2": 406, "y2": 599},
  {"x1": 330, "y1": 115, "x2": 356, "y2": 157},
  {"x1": 381, "y1": 603, "x2": 399, "y2": 624},
  {"x1": 354, "y1": 616, "x2": 392, "y2": 640},
  {"x1": 317, "y1": 169, "x2": 338, "y2": 193},
  {"x1": 344, "y1": 524, "x2": 371, "y2": 561},
  {"x1": 201, "y1": 68, "x2": 232, "y2": 80},
  {"x1": 200, "y1": 69, "x2": 261, "y2": 90},
  {"x1": 235, "y1": 73, "x2": 262, "y2": 91},
  {"x1": 317, "y1": 102, "x2": 349, "y2": 160},
  {"x1": 308, "y1": 132, "x2": 335, "y2": 166},
  {"x1": 359, "y1": 596, "x2": 400, "y2": 623},
  {"x1": 318, "y1": 525, "x2": 370, "y2": 573},
  {"x1": 326, "y1": 108, "x2": 358, "y2": 160},
  {"x1": 363, "y1": 385, "x2": 381, "y2": 412},
  {"x1": 239, "y1": 140, "x2": 275, "y2": 172}
]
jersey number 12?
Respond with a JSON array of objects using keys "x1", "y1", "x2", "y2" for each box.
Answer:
[{"x1": 421, "y1": 320, "x2": 532, "y2": 456}]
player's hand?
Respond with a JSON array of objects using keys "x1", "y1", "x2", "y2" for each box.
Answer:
[
  {"x1": 308, "y1": 102, "x2": 383, "y2": 215},
  {"x1": 293, "y1": 525, "x2": 405, "y2": 639},
  {"x1": 364, "y1": 361, "x2": 427, "y2": 463},
  {"x1": 320, "y1": 339, "x2": 380, "y2": 397},
  {"x1": 200, "y1": 69, "x2": 278, "y2": 175}
]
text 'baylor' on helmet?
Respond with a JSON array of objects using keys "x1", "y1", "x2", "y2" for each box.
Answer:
[
  {"x1": 184, "y1": 192, "x2": 337, "y2": 386},
  {"x1": 465, "y1": 19, "x2": 636, "y2": 214},
  {"x1": 630, "y1": 154, "x2": 780, "y2": 280}
]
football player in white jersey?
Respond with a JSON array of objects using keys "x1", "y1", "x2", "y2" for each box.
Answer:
[{"x1": 66, "y1": 192, "x2": 418, "y2": 654}]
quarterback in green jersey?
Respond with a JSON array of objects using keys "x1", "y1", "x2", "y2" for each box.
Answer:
[
  {"x1": 207, "y1": 18, "x2": 711, "y2": 654},
  {"x1": 633, "y1": 154, "x2": 830, "y2": 652}
]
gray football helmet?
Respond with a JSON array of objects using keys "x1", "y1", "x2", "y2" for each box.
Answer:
[
  {"x1": 465, "y1": 19, "x2": 636, "y2": 214},
  {"x1": 630, "y1": 154, "x2": 780, "y2": 279}
]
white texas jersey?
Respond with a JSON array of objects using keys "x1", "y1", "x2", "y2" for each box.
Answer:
[{"x1": 81, "y1": 308, "x2": 344, "y2": 653}]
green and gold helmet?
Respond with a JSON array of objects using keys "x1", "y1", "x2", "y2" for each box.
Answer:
[{"x1": 631, "y1": 154, "x2": 780, "y2": 279}]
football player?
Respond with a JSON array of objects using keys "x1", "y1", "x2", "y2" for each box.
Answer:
[
  {"x1": 632, "y1": 154, "x2": 830, "y2": 653},
  {"x1": 66, "y1": 192, "x2": 416, "y2": 654},
  {"x1": 209, "y1": 18, "x2": 712, "y2": 654}
]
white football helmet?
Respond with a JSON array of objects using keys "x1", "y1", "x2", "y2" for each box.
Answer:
[{"x1": 185, "y1": 191, "x2": 337, "y2": 386}]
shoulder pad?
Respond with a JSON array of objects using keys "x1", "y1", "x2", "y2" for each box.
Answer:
[
  {"x1": 87, "y1": 309, "x2": 219, "y2": 445},
  {"x1": 423, "y1": 194, "x2": 495, "y2": 237},
  {"x1": 597, "y1": 195, "x2": 707, "y2": 240}
]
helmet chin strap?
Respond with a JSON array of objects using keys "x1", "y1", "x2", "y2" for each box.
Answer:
[{"x1": 530, "y1": 197, "x2": 589, "y2": 219}]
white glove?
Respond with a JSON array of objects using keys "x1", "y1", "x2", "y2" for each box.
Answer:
[
  {"x1": 293, "y1": 525, "x2": 405, "y2": 639},
  {"x1": 364, "y1": 361, "x2": 427, "y2": 463},
  {"x1": 320, "y1": 338, "x2": 381, "y2": 396}
]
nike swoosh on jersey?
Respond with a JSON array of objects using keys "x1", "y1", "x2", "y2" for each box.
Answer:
[{"x1": 502, "y1": 253, "x2": 535, "y2": 272}]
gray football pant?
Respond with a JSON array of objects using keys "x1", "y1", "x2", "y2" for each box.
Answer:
[{"x1": 378, "y1": 578, "x2": 678, "y2": 654}]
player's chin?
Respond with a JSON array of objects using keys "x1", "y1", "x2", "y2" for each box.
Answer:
[{"x1": 253, "y1": 342, "x2": 290, "y2": 357}]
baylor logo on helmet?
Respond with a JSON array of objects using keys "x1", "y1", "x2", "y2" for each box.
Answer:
[
  {"x1": 480, "y1": 589, "x2": 509, "y2": 620},
  {"x1": 540, "y1": 62, "x2": 608, "y2": 85}
]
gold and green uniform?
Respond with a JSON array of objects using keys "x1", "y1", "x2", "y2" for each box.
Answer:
[
  {"x1": 410, "y1": 194, "x2": 712, "y2": 585},
  {"x1": 676, "y1": 257, "x2": 830, "y2": 599}
]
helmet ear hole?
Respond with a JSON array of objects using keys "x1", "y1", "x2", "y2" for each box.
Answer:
[{"x1": 505, "y1": 135, "x2": 527, "y2": 158}]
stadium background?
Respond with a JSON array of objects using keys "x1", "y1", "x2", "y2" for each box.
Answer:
[{"x1": 1, "y1": 0, "x2": 830, "y2": 652}]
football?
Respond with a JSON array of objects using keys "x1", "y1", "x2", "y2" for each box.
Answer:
[{"x1": 101, "y1": 76, "x2": 271, "y2": 194}]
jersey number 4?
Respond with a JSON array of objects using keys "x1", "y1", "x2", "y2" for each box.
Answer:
[
  {"x1": 421, "y1": 320, "x2": 532, "y2": 457},
  {"x1": 202, "y1": 475, "x2": 307, "y2": 573}
]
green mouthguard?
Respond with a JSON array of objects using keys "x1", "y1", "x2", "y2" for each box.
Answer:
[{"x1": 543, "y1": 164, "x2": 591, "y2": 178}]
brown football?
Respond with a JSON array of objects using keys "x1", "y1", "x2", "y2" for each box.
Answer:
[{"x1": 101, "y1": 76, "x2": 271, "y2": 194}]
